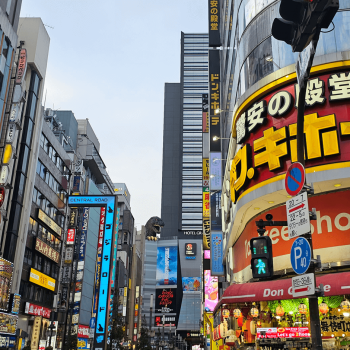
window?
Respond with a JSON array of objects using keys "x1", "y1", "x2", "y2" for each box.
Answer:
[
  {"x1": 24, "y1": 248, "x2": 32, "y2": 265},
  {"x1": 43, "y1": 259, "x2": 51, "y2": 275},
  {"x1": 40, "y1": 134, "x2": 45, "y2": 148},
  {"x1": 2, "y1": 38, "x2": 9, "y2": 59},
  {"x1": 24, "y1": 118, "x2": 34, "y2": 147},
  {"x1": 34, "y1": 255, "x2": 42, "y2": 271},
  {"x1": 34, "y1": 286, "x2": 42, "y2": 302},
  {"x1": 32, "y1": 188, "x2": 37, "y2": 205},
  {"x1": 28, "y1": 217, "x2": 38, "y2": 236},
  {"x1": 123, "y1": 232, "x2": 128, "y2": 245},
  {"x1": 51, "y1": 265, "x2": 59, "y2": 280}
]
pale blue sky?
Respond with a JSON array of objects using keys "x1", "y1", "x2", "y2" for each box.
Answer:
[{"x1": 20, "y1": 0, "x2": 207, "y2": 229}]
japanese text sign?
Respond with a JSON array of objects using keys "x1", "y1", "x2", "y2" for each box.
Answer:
[
  {"x1": 208, "y1": 0, "x2": 221, "y2": 47},
  {"x1": 209, "y1": 50, "x2": 221, "y2": 151},
  {"x1": 211, "y1": 231, "x2": 224, "y2": 276},
  {"x1": 231, "y1": 71, "x2": 350, "y2": 203},
  {"x1": 35, "y1": 238, "x2": 60, "y2": 263}
]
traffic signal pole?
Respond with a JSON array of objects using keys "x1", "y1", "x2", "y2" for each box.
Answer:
[{"x1": 295, "y1": 33, "x2": 323, "y2": 350}]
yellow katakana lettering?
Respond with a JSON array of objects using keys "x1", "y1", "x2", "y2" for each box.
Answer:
[{"x1": 254, "y1": 127, "x2": 288, "y2": 170}]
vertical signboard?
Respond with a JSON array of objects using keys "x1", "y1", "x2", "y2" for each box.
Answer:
[
  {"x1": 211, "y1": 231, "x2": 224, "y2": 276},
  {"x1": 210, "y1": 153, "x2": 222, "y2": 191},
  {"x1": 204, "y1": 270, "x2": 218, "y2": 311},
  {"x1": 67, "y1": 195, "x2": 117, "y2": 350},
  {"x1": 107, "y1": 208, "x2": 120, "y2": 344},
  {"x1": 208, "y1": 0, "x2": 221, "y2": 47},
  {"x1": 203, "y1": 218, "x2": 211, "y2": 250},
  {"x1": 210, "y1": 191, "x2": 222, "y2": 231},
  {"x1": 94, "y1": 198, "x2": 116, "y2": 346},
  {"x1": 202, "y1": 94, "x2": 209, "y2": 133},
  {"x1": 92, "y1": 207, "x2": 106, "y2": 317},
  {"x1": 209, "y1": 49, "x2": 221, "y2": 152}
]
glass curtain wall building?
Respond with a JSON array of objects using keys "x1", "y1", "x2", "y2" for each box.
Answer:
[
  {"x1": 219, "y1": 0, "x2": 350, "y2": 160},
  {"x1": 181, "y1": 33, "x2": 208, "y2": 231}
]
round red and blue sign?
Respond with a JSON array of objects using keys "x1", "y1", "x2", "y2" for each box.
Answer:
[{"x1": 285, "y1": 162, "x2": 305, "y2": 196}]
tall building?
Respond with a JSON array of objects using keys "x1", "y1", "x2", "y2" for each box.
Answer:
[
  {"x1": 162, "y1": 32, "x2": 208, "y2": 236},
  {"x1": 208, "y1": 0, "x2": 350, "y2": 348},
  {"x1": 147, "y1": 31, "x2": 208, "y2": 348}
]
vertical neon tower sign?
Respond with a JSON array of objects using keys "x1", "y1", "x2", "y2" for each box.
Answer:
[{"x1": 68, "y1": 195, "x2": 117, "y2": 350}]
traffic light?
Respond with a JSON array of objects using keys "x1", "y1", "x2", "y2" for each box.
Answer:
[
  {"x1": 250, "y1": 236, "x2": 273, "y2": 279},
  {"x1": 271, "y1": 0, "x2": 339, "y2": 52}
]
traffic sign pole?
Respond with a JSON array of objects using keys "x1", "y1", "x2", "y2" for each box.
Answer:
[{"x1": 294, "y1": 30, "x2": 323, "y2": 350}]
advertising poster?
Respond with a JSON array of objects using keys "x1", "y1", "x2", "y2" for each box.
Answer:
[
  {"x1": 210, "y1": 153, "x2": 222, "y2": 191},
  {"x1": 204, "y1": 270, "x2": 218, "y2": 311},
  {"x1": 211, "y1": 191, "x2": 222, "y2": 231},
  {"x1": 155, "y1": 289, "x2": 176, "y2": 313},
  {"x1": 0, "y1": 312, "x2": 17, "y2": 334},
  {"x1": 203, "y1": 186, "x2": 210, "y2": 217},
  {"x1": 156, "y1": 247, "x2": 177, "y2": 286},
  {"x1": 182, "y1": 277, "x2": 201, "y2": 292},
  {"x1": 0, "y1": 258, "x2": 13, "y2": 311},
  {"x1": 211, "y1": 232, "x2": 224, "y2": 276},
  {"x1": 77, "y1": 338, "x2": 89, "y2": 350}
]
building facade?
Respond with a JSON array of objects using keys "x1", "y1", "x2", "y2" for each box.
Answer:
[{"x1": 209, "y1": 0, "x2": 350, "y2": 348}]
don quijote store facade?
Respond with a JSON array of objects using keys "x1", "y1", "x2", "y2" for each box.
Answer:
[{"x1": 215, "y1": 61, "x2": 350, "y2": 349}]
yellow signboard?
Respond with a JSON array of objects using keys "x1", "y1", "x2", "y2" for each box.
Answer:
[
  {"x1": 38, "y1": 209, "x2": 62, "y2": 237},
  {"x1": 203, "y1": 158, "x2": 209, "y2": 180},
  {"x1": 31, "y1": 316, "x2": 42, "y2": 350},
  {"x1": 29, "y1": 268, "x2": 56, "y2": 291}
]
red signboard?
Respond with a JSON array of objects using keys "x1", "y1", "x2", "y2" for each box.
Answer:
[
  {"x1": 15, "y1": 49, "x2": 27, "y2": 85},
  {"x1": 231, "y1": 70, "x2": 350, "y2": 203},
  {"x1": 257, "y1": 327, "x2": 310, "y2": 339},
  {"x1": 215, "y1": 271, "x2": 350, "y2": 312},
  {"x1": 67, "y1": 228, "x2": 75, "y2": 245},
  {"x1": 233, "y1": 190, "x2": 350, "y2": 275},
  {"x1": 78, "y1": 325, "x2": 89, "y2": 338},
  {"x1": 25, "y1": 302, "x2": 51, "y2": 319}
]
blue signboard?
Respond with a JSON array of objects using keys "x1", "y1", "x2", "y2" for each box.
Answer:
[
  {"x1": 156, "y1": 247, "x2": 178, "y2": 286},
  {"x1": 94, "y1": 196, "x2": 116, "y2": 338},
  {"x1": 68, "y1": 196, "x2": 110, "y2": 206},
  {"x1": 290, "y1": 237, "x2": 311, "y2": 275},
  {"x1": 211, "y1": 231, "x2": 224, "y2": 276},
  {"x1": 68, "y1": 195, "x2": 117, "y2": 350}
]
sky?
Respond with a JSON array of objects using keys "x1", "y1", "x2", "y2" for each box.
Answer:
[{"x1": 19, "y1": 0, "x2": 207, "y2": 229}]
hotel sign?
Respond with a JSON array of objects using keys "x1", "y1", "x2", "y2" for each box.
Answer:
[
  {"x1": 29, "y1": 268, "x2": 56, "y2": 292},
  {"x1": 35, "y1": 238, "x2": 60, "y2": 263},
  {"x1": 38, "y1": 209, "x2": 62, "y2": 237}
]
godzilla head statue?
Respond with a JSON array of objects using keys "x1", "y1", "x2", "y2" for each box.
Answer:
[{"x1": 145, "y1": 216, "x2": 165, "y2": 241}]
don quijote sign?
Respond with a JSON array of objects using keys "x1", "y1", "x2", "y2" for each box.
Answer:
[{"x1": 230, "y1": 70, "x2": 350, "y2": 203}]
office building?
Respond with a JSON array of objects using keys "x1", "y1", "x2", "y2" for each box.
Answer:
[{"x1": 161, "y1": 32, "x2": 209, "y2": 236}]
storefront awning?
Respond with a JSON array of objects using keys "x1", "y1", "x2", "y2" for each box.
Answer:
[{"x1": 214, "y1": 272, "x2": 350, "y2": 314}]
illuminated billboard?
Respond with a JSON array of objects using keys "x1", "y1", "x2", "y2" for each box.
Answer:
[
  {"x1": 155, "y1": 289, "x2": 176, "y2": 313},
  {"x1": 204, "y1": 270, "x2": 218, "y2": 312},
  {"x1": 156, "y1": 247, "x2": 177, "y2": 286},
  {"x1": 68, "y1": 195, "x2": 117, "y2": 350},
  {"x1": 182, "y1": 277, "x2": 201, "y2": 292}
]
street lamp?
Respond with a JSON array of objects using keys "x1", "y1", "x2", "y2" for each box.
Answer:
[
  {"x1": 265, "y1": 55, "x2": 281, "y2": 69},
  {"x1": 212, "y1": 158, "x2": 226, "y2": 163},
  {"x1": 212, "y1": 136, "x2": 230, "y2": 141}
]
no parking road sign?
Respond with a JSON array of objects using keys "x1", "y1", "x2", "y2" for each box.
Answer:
[
  {"x1": 285, "y1": 162, "x2": 305, "y2": 197},
  {"x1": 290, "y1": 237, "x2": 311, "y2": 274}
]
